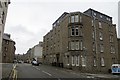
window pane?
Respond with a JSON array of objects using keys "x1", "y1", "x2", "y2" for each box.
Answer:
[
  {"x1": 75, "y1": 28, "x2": 79, "y2": 36},
  {"x1": 71, "y1": 16, "x2": 74, "y2": 23},
  {"x1": 72, "y1": 56, "x2": 75, "y2": 66},
  {"x1": 113, "y1": 47, "x2": 115, "y2": 53},
  {"x1": 80, "y1": 41, "x2": 83, "y2": 50},
  {"x1": 94, "y1": 59, "x2": 97, "y2": 66},
  {"x1": 92, "y1": 20, "x2": 94, "y2": 26},
  {"x1": 76, "y1": 56, "x2": 79, "y2": 66},
  {"x1": 111, "y1": 46, "x2": 112, "y2": 53},
  {"x1": 99, "y1": 22, "x2": 102, "y2": 28},
  {"x1": 69, "y1": 17, "x2": 70, "y2": 23},
  {"x1": 71, "y1": 28, "x2": 75, "y2": 36},
  {"x1": 92, "y1": 31, "x2": 95, "y2": 39},
  {"x1": 82, "y1": 56, "x2": 86, "y2": 67},
  {"x1": 94, "y1": 12, "x2": 96, "y2": 16},
  {"x1": 71, "y1": 42, "x2": 74, "y2": 50},
  {"x1": 80, "y1": 16, "x2": 82, "y2": 22},
  {"x1": 76, "y1": 42, "x2": 79, "y2": 50},
  {"x1": 110, "y1": 35, "x2": 113, "y2": 42},
  {"x1": 100, "y1": 15, "x2": 103, "y2": 18},
  {"x1": 101, "y1": 57, "x2": 105, "y2": 66},
  {"x1": 111, "y1": 46, "x2": 115, "y2": 54},
  {"x1": 99, "y1": 32, "x2": 103, "y2": 40},
  {"x1": 75, "y1": 15, "x2": 79, "y2": 22},
  {"x1": 100, "y1": 44, "x2": 104, "y2": 52}
]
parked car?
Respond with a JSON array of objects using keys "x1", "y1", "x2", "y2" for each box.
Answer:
[
  {"x1": 111, "y1": 64, "x2": 120, "y2": 74},
  {"x1": 32, "y1": 60, "x2": 39, "y2": 66},
  {"x1": 18, "y1": 60, "x2": 24, "y2": 63}
]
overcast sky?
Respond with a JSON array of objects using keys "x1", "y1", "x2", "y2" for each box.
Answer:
[{"x1": 4, "y1": 0, "x2": 119, "y2": 54}]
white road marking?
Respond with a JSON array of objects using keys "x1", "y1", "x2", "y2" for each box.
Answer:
[
  {"x1": 32, "y1": 66, "x2": 41, "y2": 71},
  {"x1": 86, "y1": 76, "x2": 94, "y2": 78},
  {"x1": 32, "y1": 66, "x2": 52, "y2": 76},
  {"x1": 58, "y1": 78, "x2": 61, "y2": 80},
  {"x1": 42, "y1": 71, "x2": 52, "y2": 76},
  {"x1": 36, "y1": 67, "x2": 41, "y2": 71}
]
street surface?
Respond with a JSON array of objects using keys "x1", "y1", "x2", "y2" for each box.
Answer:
[
  {"x1": 14, "y1": 63, "x2": 120, "y2": 80},
  {"x1": 17, "y1": 63, "x2": 86, "y2": 78},
  {"x1": 1, "y1": 63, "x2": 120, "y2": 80},
  {"x1": 2, "y1": 63, "x2": 13, "y2": 79}
]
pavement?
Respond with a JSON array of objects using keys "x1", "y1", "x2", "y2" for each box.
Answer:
[{"x1": 1, "y1": 63, "x2": 15, "y2": 80}]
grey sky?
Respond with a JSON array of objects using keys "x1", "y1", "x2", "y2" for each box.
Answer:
[{"x1": 4, "y1": 0, "x2": 119, "y2": 54}]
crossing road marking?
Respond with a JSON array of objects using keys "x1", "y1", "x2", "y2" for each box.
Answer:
[
  {"x1": 32, "y1": 66, "x2": 41, "y2": 71},
  {"x1": 42, "y1": 71, "x2": 52, "y2": 76},
  {"x1": 32, "y1": 66, "x2": 52, "y2": 76}
]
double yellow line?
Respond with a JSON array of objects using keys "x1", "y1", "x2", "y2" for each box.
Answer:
[{"x1": 9, "y1": 64, "x2": 17, "y2": 80}]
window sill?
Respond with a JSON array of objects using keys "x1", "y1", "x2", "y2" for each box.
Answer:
[
  {"x1": 76, "y1": 65, "x2": 79, "y2": 66},
  {"x1": 72, "y1": 64, "x2": 75, "y2": 66},
  {"x1": 101, "y1": 66, "x2": 105, "y2": 67}
]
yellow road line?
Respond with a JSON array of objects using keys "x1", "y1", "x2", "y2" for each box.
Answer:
[
  {"x1": 9, "y1": 64, "x2": 17, "y2": 80},
  {"x1": 12, "y1": 69, "x2": 17, "y2": 80},
  {"x1": 16, "y1": 70, "x2": 17, "y2": 79}
]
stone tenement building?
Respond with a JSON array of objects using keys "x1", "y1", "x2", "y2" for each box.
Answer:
[
  {"x1": 118, "y1": 38, "x2": 120, "y2": 63},
  {"x1": 43, "y1": 8, "x2": 118, "y2": 73},
  {"x1": 0, "y1": 0, "x2": 10, "y2": 63},
  {"x1": 2, "y1": 33, "x2": 16, "y2": 63},
  {"x1": 23, "y1": 48, "x2": 32, "y2": 63},
  {"x1": 24, "y1": 42, "x2": 43, "y2": 63}
]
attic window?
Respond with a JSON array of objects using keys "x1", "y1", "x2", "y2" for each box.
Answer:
[
  {"x1": 100, "y1": 15, "x2": 103, "y2": 18},
  {"x1": 106, "y1": 17, "x2": 110, "y2": 21},
  {"x1": 94, "y1": 12, "x2": 96, "y2": 16}
]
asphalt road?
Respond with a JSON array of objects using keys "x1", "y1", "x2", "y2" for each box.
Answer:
[
  {"x1": 16, "y1": 63, "x2": 86, "y2": 78},
  {"x1": 16, "y1": 63, "x2": 120, "y2": 80}
]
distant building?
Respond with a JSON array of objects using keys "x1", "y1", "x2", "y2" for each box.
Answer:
[
  {"x1": 24, "y1": 48, "x2": 32, "y2": 63},
  {"x1": 25, "y1": 42, "x2": 43, "y2": 63},
  {"x1": 118, "y1": 38, "x2": 120, "y2": 63},
  {"x1": 43, "y1": 8, "x2": 118, "y2": 73},
  {"x1": 0, "y1": 0, "x2": 10, "y2": 63},
  {"x1": 15, "y1": 54, "x2": 24, "y2": 62},
  {"x1": 2, "y1": 33, "x2": 16, "y2": 63}
]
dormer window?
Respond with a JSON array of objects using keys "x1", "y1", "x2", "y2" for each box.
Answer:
[
  {"x1": 75, "y1": 15, "x2": 79, "y2": 22},
  {"x1": 100, "y1": 15, "x2": 103, "y2": 18},
  {"x1": 71, "y1": 16, "x2": 74, "y2": 23},
  {"x1": 53, "y1": 23, "x2": 56, "y2": 27},
  {"x1": 70, "y1": 14, "x2": 79, "y2": 23},
  {"x1": 108, "y1": 18, "x2": 111, "y2": 21},
  {"x1": 106, "y1": 17, "x2": 110, "y2": 21},
  {"x1": 80, "y1": 15, "x2": 82, "y2": 23},
  {"x1": 94, "y1": 12, "x2": 96, "y2": 16}
]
